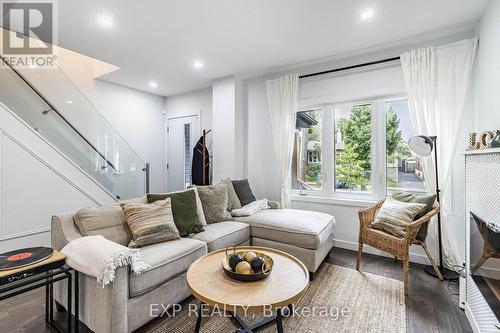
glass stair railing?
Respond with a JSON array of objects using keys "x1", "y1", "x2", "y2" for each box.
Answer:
[{"x1": 0, "y1": 57, "x2": 149, "y2": 200}]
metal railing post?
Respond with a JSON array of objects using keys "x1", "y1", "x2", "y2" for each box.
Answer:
[{"x1": 143, "y1": 163, "x2": 150, "y2": 194}]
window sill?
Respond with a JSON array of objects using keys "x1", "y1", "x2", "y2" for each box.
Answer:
[{"x1": 291, "y1": 194, "x2": 377, "y2": 207}]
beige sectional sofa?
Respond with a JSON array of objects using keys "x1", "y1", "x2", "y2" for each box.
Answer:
[{"x1": 51, "y1": 196, "x2": 334, "y2": 333}]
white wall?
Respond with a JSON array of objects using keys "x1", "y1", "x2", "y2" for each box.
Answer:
[
  {"x1": 212, "y1": 77, "x2": 246, "y2": 181},
  {"x1": 475, "y1": 0, "x2": 500, "y2": 130},
  {"x1": 244, "y1": 30, "x2": 476, "y2": 264},
  {"x1": 165, "y1": 87, "x2": 213, "y2": 133}
]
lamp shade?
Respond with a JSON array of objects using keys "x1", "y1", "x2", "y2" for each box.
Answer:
[{"x1": 408, "y1": 135, "x2": 434, "y2": 157}]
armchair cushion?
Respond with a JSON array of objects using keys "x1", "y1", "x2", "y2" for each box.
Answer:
[
  {"x1": 371, "y1": 197, "x2": 426, "y2": 238},
  {"x1": 392, "y1": 192, "x2": 436, "y2": 241}
]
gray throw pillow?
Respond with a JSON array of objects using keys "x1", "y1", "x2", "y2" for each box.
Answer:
[
  {"x1": 231, "y1": 179, "x2": 256, "y2": 206},
  {"x1": 371, "y1": 197, "x2": 426, "y2": 238},
  {"x1": 220, "y1": 177, "x2": 242, "y2": 211},
  {"x1": 196, "y1": 183, "x2": 233, "y2": 223},
  {"x1": 74, "y1": 206, "x2": 132, "y2": 246}
]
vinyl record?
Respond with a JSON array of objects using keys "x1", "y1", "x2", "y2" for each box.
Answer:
[{"x1": 0, "y1": 247, "x2": 54, "y2": 271}]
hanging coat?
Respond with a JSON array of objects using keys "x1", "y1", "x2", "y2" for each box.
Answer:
[{"x1": 192, "y1": 136, "x2": 210, "y2": 185}]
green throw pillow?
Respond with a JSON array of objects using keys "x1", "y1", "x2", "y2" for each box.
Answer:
[
  {"x1": 391, "y1": 192, "x2": 436, "y2": 241},
  {"x1": 147, "y1": 189, "x2": 204, "y2": 237}
]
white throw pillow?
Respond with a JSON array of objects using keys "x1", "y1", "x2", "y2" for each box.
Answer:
[{"x1": 231, "y1": 199, "x2": 270, "y2": 217}]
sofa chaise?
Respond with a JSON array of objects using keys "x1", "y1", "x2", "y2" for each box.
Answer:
[{"x1": 51, "y1": 196, "x2": 334, "y2": 333}]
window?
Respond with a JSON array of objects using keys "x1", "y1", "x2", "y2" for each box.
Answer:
[
  {"x1": 385, "y1": 99, "x2": 427, "y2": 193},
  {"x1": 292, "y1": 109, "x2": 322, "y2": 191},
  {"x1": 292, "y1": 97, "x2": 426, "y2": 200},
  {"x1": 308, "y1": 150, "x2": 321, "y2": 163},
  {"x1": 334, "y1": 103, "x2": 372, "y2": 193},
  {"x1": 184, "y1": 123, "x2": 192, "y2": 187}
]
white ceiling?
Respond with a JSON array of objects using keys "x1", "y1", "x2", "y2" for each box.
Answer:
[{"x1": 57, "y1": 0, "x2": 490, "y2": 96}]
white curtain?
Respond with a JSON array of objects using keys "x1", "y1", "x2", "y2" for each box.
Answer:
[
  {"x1": 265, "y1": 74, "x2": 299, "y2": 208},
  {"x1": 401, "y1": 38, "x2": 478, "y2": 268}
]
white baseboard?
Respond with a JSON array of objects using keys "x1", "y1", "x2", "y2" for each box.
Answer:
[
  {"x1": 333, "y1": 238, "x2": 430, "y2": 265},
  {"x1": 465, "y1": 303, "x2": 481, "y2": 333}
]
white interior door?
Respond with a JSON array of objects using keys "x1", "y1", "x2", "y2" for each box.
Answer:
[{"x1": 167, "y1": 115, "x2": 200, "y2": 192}]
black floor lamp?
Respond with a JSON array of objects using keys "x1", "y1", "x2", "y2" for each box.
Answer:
[{"x1": 408, "y1": 135, "x2": 459, "y2": 281}]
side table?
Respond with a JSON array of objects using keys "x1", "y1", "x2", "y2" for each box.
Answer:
[{"x1": 0, "y1": 252, "x2": 78, "y2": 333}]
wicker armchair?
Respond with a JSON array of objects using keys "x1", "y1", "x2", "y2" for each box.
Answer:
[{"x1": 356, "y1": 198, "x2": 444, "y2": 295}]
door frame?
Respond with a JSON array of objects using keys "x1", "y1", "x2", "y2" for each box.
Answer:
[{"x1": 165, "y1": 113, "x2": 201, "y2": 191}]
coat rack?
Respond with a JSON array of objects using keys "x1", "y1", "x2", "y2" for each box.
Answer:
[{"x1": 201, "y1": 129, "x2": 211, "y2": 185}]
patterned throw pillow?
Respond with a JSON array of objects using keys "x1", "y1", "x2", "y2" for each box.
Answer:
[
  {"x1": 371, "y1": 197, "x2": 426, "y2": 238},
  {"x1": 122, "y1": 198, "x2": 180, "y2": 248},
  {"x1": 195, "y1": 183, "x2": 233, "y2": 223}
]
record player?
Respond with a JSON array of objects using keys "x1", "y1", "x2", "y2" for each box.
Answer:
[{"x1": 0, "y1": 247, "x2": 65, "y2": 285}]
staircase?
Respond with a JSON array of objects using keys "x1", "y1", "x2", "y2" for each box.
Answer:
[{"x1": 0, "y1": 56, "x2": 149, "y2": 252}]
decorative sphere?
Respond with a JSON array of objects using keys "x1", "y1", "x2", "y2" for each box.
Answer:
[
  {"x1": 228, "y1": 254, "x2": 244, "y2": 271},
  {"x1": 243, "y1": 251, "x2": 257, "y2": 263},
  {"x1": 250, "y1": 256, "x2": 266, "y2": 273},
  {"x1": 235, "y1": 261, "x2": 252, "y2": 275}
]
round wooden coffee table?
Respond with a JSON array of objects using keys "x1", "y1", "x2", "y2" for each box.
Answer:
[{"x1": 187, "y1": 246, "x2": 309, "y2": 333}]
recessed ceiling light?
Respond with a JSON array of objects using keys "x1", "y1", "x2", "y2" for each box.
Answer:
[
  {"x1": 360, "y1": 9, "x2": 374, "y2": 20},
  {"x1": 66, "y1": 100, "x2": 73, "y2": 104},
  {"x1": 149, "y1": 81, "x2": 158, "y2": 88},
  {"x1": 193, "y1": 60, "x2": 204, "y2": 69},
  {"x1": 97, "y1": 15, "x2": 113, "y2": 27}
]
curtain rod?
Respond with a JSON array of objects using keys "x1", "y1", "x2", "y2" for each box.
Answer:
[{"x1": 299, "y1": 56, "x2": 401, "y2": 79}]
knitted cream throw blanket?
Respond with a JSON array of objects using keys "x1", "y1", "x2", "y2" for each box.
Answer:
[{"x1": 61, "y1": 235, "x2": 150, "y2": 287}]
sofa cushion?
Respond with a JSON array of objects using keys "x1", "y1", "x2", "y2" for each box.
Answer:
[
  {"x1": 189, "y1": 222, "x2": 250, "y2": 252},
  {"x1": 234, "y1": 209, "x2": 335, "y2": 250},
  {"x1": 129, "y1": 238, "x2": 207, "y2": 298},
  {"x1": 73, "y1": 206, "x2": 132, "y2": 246}
]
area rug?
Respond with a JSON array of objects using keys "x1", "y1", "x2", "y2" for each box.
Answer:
[{"x1": 137, "y1": 263, "x2": 406, "y2": 333}]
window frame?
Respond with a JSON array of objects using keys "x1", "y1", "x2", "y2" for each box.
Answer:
[{"x1": 292, "y1": 94, "x2": 412, "y2": 202}]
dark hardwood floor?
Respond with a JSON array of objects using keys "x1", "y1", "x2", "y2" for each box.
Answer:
[{"x1": 0, "y1": 247, "x2": 472, "y2": 333}]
